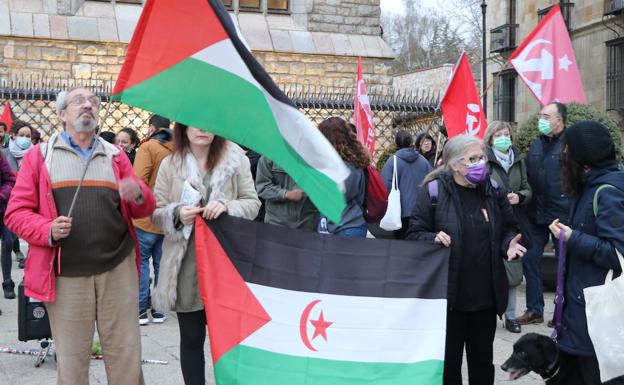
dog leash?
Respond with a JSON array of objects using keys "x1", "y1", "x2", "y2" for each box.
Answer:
[{"x1": 551, "y1": 230, "x2": 566, "y2": 340}]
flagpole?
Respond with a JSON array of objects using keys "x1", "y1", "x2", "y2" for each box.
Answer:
[
  {"x1": 479, "y1": 61, "x2": 513, "y2": 100},
  {"x1": 433, "y1": 131, "x2": 443, "y2": 166},
  {"x1": 481, "y1": 0, "x2": 488, "y2": 117}
]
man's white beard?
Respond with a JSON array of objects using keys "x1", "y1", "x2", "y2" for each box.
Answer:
[{"x1": 74, "y1": 116, "x2": 97, "y2": 133}]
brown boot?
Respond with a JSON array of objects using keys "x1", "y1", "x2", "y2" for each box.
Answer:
[{"x1": 516, "y1": 310, "x2": 544, "y2": 325}]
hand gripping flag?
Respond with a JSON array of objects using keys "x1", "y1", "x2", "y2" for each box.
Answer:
[
  {"x1": 509, "y1": 4, "x2": 587, "y2": 105},
  {"x1": 195, "y1": 215, "x2": 450, "y2": 385},
  {"x1": 440, "y1": 53, "x2": 487, "y2": 139},
  {"x1": 354, "y1": 57, "x2": 376, "y2": 155},
  {"x1": 111, "y1": 0, "x2": 349, "y2": 222}
]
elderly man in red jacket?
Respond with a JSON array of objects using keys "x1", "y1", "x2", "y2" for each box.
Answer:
[{"x1": 5, "y1": 87, "x2": 155, "y2": 385}]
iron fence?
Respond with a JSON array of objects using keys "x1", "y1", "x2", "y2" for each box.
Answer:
[{"x1": 0, "y1": 78, "x2": 444, "y2": 160}]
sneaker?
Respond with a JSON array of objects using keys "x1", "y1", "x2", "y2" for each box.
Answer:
[
  {"x1": 516, "y1": 310, "x2": 544, "y2": 325},
  {"x1": 504, "y1": 318, "x2": 522, "y2": 333},
  {"x1": 139, "y1": 311, "x2": 149, "y2": 326},
  {"x1": 151, "y1": 310, "x2": 166, "y2": 324}
]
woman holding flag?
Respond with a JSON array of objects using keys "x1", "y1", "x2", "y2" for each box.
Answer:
[
  {"x1": 407, "y1": 134, "x2": 525, "y2": 385},
  {"x1": 151, "y1": 123, "x2": 260, "y2": 385}
]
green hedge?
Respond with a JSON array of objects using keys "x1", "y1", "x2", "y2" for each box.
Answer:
[
  {"x1": 375, "y1": 146, "x2": 397, "y2": 170},
  {"x1": 516, "y1": 103, "x2": 624, "y2": 163}
]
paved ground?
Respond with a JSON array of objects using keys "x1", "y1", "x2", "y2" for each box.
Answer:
[{"x1": 0, "y1": 245, "x2": 553, "y2": 384}]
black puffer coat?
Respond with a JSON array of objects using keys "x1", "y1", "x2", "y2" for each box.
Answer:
[{"x1": 406, "y1": 172, "x2": 519, "y2": 316}]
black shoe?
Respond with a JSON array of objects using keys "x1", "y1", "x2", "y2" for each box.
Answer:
[
  {"x1": 14, "y1": 251, "x2": 24, "y2": 263},
  {"x1": 151, "y1": 309, "x2": 166, "y2": 324},
  {"x1": 547, "y1": 319, "x2": 555, "y2": 328},
  {"x1": 505, "y1": 318, "x2": 522, "y2": 333},
  {"x1": 2, "y1": 280, "x2": 15, "y2": 299},
  {"x1": 139, "y1": 311, "x2": 149, "y2": 326},
  {"x1": 18, "y1": 259, "x2": 25, "y2": 269}
]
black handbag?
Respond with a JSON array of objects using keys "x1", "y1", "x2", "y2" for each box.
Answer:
[{"x1": 17, "y1": 280, "x2": 52, "y2": 342}]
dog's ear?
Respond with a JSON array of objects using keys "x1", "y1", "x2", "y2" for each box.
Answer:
[{"x1": 537, "y1": 335, "x2": 558, "y2": 363}]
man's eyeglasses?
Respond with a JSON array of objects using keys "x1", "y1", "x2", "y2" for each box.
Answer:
[
  {"x1": 67, "y1": 95, "x2": 101, "y2": 107},
  {"x1": 461, "y1": 154, "x2": 487, "y2": 165}
]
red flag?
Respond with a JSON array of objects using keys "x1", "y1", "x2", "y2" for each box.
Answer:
[
  {"x1": 354, "y1": 57, "x2": 375, "y2": 155},
  {"x1": 0, "y1": 101, "x2": 13, "y2": 130},
  {"x1": 509, "y1": 4, "x2": 586, "y2": 105},
  {"x1": 441, "y1": 53, "x2": 487, "y2": 139}
]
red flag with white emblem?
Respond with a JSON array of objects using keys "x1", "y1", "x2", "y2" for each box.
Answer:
[
  {"x1": 354, "y1": 57, "x2": 376, "y2": 155},
  {"x1": 0, "y1": 101, "x2": 13, "y2": 130},
  {"x1": 441, "y1": 52, "x2": 487, "y2": 139},
  {"x1": 509, "y1": 4, "x2": 586, "y2": 105}
]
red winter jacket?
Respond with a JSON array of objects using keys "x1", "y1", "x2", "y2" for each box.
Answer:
[{"x1": 4, "y1": 135, "x2": 156, "y2": 302}]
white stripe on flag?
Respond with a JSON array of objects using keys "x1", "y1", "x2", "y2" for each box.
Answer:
[
  {"x1": 191, "y1": 42, "x2": 349, "y2": 190},
  {"x1": 242, "y1": 283, "x2": 447, "y2": 364}
]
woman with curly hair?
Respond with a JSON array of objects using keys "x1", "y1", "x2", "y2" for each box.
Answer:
[{"x1": 318, "y1": 117, "x2": 370, "y2": 237}]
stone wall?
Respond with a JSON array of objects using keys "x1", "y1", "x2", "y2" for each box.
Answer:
[
  {"x1": 0, "y1": 36, "x2": 393, "y2": 90},
  {"x1": 307, "y1": 0, "x2": 381, "y2": 36}
]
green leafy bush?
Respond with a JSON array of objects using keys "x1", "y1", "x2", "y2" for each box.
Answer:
[
  {"x1": 376, "y1": 146, "x2": 397, "y2": 170},
  {"x1": 516, "y1": 103, "x2": 623, "y2": 163}
]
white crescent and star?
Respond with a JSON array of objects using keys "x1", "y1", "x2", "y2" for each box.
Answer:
[{"x1": 299, "y1": 299, "x2": 334, "y2": 352}]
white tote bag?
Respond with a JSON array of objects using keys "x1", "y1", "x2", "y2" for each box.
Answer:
[
  {"x1": 380, "y1": 155, "x2": 402, "y2": 231},
  {"x1": 584, "y1": 249, "x2": 624, "y2": 383}
]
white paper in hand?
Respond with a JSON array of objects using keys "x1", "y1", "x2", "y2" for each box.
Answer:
[{"x1": 180, "y1": 180, "x2": 202, "y2": 239}]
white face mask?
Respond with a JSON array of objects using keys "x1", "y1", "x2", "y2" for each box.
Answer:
[{"x1": 15, "y1": 136, "x2": 32, "y2": 150}]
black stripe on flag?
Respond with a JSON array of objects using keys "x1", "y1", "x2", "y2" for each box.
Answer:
[
  {"x1": 207, "y1": 0, "x2": 293, "y2": 107},
  {"x1": 205, "y1": 216, "x2": 449, "y2": 300}
]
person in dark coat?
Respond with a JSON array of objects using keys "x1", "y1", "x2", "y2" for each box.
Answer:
[
  {"x1": 549, "y1": 121, "x2": 624, "y2": 385},
  {"x1": 518, "y1": 102, "x2": 572, "y2": 326},
  {"x1": 381, "y1": 130, "x2": 431, "y2": 239},
  {"x1": 416, "y1": 132, "x2": 437, "y2": 166},
  {"x1": 484, "y1": 121, "x2": 533, "y2": 334},
  {"x1": 407, "y1": 134, "x2": 525, "y2": 385}
]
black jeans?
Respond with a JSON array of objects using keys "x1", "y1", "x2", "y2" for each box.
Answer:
[
  {"x1": 444, "y1": 308, "x2": 497, "y2": 385},
  {"x1": 560, "y1": 350, "x2": 624, "y2": 385},
  {"x1": 177, "y1": 310, "x2": 207, "y2": 385},
  {"x1": 0, "y1": 220, "x2": 14, "y2": 282}
]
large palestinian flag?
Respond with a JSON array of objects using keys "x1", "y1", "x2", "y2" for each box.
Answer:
[
  {"x1": 111, "y1": 0, "x2": 349, "y2": 222},
  {"x1": 195, "y1": 215, "x2": 449, "y2": 385}
]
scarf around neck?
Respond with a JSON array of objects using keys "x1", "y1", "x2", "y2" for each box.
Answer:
[{"x1": 493, "y1": 147, "x2": 514, "y2": 173}]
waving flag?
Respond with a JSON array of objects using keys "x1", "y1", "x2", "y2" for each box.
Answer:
[
  {"x1": 111, "y1": 0, "x2": 349, "y2": 222},
  {"x1": 441, "y1": 53, "x2": 487, "y2": 138},
  {"x1": 195, "y1": 215, "x2": 449, "y2": 385},
  {"x1": 0, "y1": 101, "x2": 14, "y2": 130},
  {"x1": 354, "y1": 57, "x2": 376, "y2": 155},
  {"x1": 509, "y1": 4, "x2": 586, "y2": 105}
]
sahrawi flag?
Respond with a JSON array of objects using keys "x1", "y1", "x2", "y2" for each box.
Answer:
[
  {"x1": 195, "y1": 215, "x2": 450, "y2": 385},
  {"x1": 440, "y1": 52, "x2": 487, "y2": 138},
  {"x1": 111, "y1": 0, "x2": 349, "y2": 222},
  {"x1": 509, "y1": 3, "x2": 587, "y2": 105}
]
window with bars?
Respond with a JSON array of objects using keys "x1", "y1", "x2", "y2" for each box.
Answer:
[
  {"x1": 538, "y1": 1, "x2": 574, "y2": 29},
  {"x1": 607, "y1": 38, "x2": 624, "y2": 111},
  {"x1": 493, "y1": 70, "x2": 516, "y2": 123},
  {"x1": 221, "y1": 0, "x2": 288, "y2": 13}
]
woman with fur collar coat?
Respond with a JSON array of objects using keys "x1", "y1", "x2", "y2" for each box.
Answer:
[{"x1": 151, "y1": 123, "x2": 260, "y2": 385}]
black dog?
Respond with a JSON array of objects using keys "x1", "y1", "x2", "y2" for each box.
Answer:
[{"x1": 502, "y1": 333, "x2": 582, "y2": 384}]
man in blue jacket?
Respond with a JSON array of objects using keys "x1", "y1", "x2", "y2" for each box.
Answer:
[{"x1": 518, "y1": 102, "x2": 571, "y2": 325}]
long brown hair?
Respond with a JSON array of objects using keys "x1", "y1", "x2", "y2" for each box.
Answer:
[
  {"x1": 318, "y1": 117, "x2": 370, "y2": 169},
  {"x1": 173, "y1": 123, "x2": 228, "y2": 170},
  {"x1": 561, "y1": 140, "x2": 585, "y2": 197}
]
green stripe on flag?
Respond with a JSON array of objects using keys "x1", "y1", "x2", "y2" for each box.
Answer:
[
  {"x1": 112, "y1": 57, "x2": 345, "y2": 222},
  {"x1": 214, "y1": 345, "x2": 444, "y2": 385}
]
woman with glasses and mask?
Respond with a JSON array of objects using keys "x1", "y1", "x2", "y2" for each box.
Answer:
[
  {"x1": 484, "y1": 121, "x2": 533, "y2": 334},
  {"x1": 407, "y1": 134, "x2": 526, "y2": 385}
]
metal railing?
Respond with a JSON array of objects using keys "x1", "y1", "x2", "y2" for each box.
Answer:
[{"x1": 0, "y1": 77, "x2": 443, "y2": 160}]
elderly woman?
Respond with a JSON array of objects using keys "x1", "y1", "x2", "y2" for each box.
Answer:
[
  {"x1": 407, "y1": 134, "x2": 525, "y2": 385},
  {"x1": 484, "y1": 121, "x2": 532, "y2": 333},
  {"x1": 152, "y1": 123, "x2": 260, "y2": 385},
  {"x1": 549, "y1": 121, "x2": 624, "y2": 385}
]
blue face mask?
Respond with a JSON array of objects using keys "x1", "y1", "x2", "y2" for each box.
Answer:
[
  {"x1": 15, "y1": 136, "x2": 32, "y2": 150},
  {"x1": 538, "y1": 118, "x2": 552, "y2": 136}
]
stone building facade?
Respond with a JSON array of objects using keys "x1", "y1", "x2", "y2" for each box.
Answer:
[
  {"x1": 486, "y1": 0, "x2": 624, "y2": 125},
  {"x1": 0, "y1": 0, "x2": 395, "y2": 92}
]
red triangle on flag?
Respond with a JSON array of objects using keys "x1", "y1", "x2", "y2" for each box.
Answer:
[
  {"x1": 194, "y1": 217, "x2": 272, "y2": 363},
  {"x1": 0, "y1": 101, "x2": 13, "y2": 130},
  {"x1": 113, "y1": 0, "x2": 229, "y2": 96}
]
